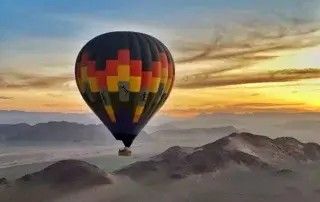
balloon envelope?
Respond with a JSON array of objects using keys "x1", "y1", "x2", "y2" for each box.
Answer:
[{"x1": 75, "y1": 31, "x2": 175, "y2": 147}]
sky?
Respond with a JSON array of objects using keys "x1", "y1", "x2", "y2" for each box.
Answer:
[{"x1": 0, "y1": 0, "x2": 320, "y2": 116}]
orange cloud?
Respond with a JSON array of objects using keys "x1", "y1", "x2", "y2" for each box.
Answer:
[
  {"x1": 0, "y1": 96, "x2": 13, "y2": 100},
  {"x1": 0, "y1": 71, "x2": 74, "y2": 90},
  {"x1": 174, "y1": 16, "x2": 320, "y2": 89},
  {"x1": 176, "y1": 68, "x2": 320, "y2": 89},
  {"x1": 160, "y1": 101, "x2": 314, "y2": 117}
]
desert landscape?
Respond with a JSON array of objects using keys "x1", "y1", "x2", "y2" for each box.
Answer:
[{"x1": 1, "y1": 112, "x2": 320, "y2": 202}]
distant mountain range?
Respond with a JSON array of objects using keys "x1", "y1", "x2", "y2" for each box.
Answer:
[
  {"x1": 2, "y1": 110, "x2": 320, "y2": 128},
  {"x1": 0, "y1": 121, "x2": 238, "y2": 144},
  {"x1": 2, "y1": 110, "x2": 320, "y2": 143},
  {"x1": 0, "y1": 122, "x2": 110, "y2": 143},
  {"x1": 0, "y1": 110, "x2": 181, "y2": 125}
]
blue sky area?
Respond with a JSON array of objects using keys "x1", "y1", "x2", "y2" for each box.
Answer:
[
  {"x1": 0, "y1": 0, "x2": 317, "y2": 73},
  {"x1": 0, "y1": 0, "x2": 314, "y2": 40}
]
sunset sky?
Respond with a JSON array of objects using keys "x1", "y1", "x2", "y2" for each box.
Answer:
[{"x1": 0, "y1": 0, "x2": 320, "y2": 116}]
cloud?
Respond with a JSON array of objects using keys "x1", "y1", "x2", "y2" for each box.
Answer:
[
  {"x1": 161, "y1": 101, "x2": 312, "y2": 116},
  {"x1": 0, "y1": 71, "x2": 74, "y2": 90},
  {"x1": 214, "y1": 83, "x2": 319, "y2": 90},
  {"x1": 173, "y1": 14, "x2": 320, "y2": 89},
  {"x1": 176, "y1": 68, "x2": 320, "y2": 89},
  {"x1": 226, "y1": 102, "x2": 304, "y2": 108},
  {"x1": 251, "y1": 93, "x2": 260, "y2": 96},
  {"x1": 175, "y1": 42, "x2": 316, "y2": 64},
  {"x1": 47, "y1": 93, "x2": 64, "y2": 97},
  {"x1": 0, "y1": 96, "x2": 13, "y2": 100},
  {"x1": 215, "y1": 102, "x2": 314, "y2": 113},
  {"x1": 43, "y1": 103, "x2": 60, "y2": 107}
]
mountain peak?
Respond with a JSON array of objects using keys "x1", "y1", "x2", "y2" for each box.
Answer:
[
  {"x1": 115, "y1": 132, "x2": 320, "y2": 183},
  {"x1": 16, "y1": 159, "x2": 113, "y2": 189}
]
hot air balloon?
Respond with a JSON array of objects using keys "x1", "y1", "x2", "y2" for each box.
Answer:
[{"x1": 75, "y1": 31, "x2": 175, "y2": 156}]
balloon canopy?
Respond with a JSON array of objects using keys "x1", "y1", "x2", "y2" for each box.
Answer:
[{"x1": 75, "y1": 31, "x2": 175, "y2": 148}]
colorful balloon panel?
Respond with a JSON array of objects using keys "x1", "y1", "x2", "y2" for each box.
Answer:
[{"x1": 75, "y1": 31, "x2": 175, "y2": 147}]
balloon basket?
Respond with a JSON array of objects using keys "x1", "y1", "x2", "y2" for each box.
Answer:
[{"x1": 118, "y1": 148, "x2": 132, "y2": 156}]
